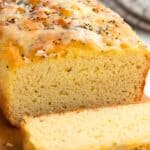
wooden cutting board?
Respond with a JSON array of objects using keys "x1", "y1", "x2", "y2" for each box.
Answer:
[
  {"x1": 0, "y1": 111, "x2": 22, "y2": 150},
  {"x1": 0, "y1": 96, "x2": 149, "y2": 150}
]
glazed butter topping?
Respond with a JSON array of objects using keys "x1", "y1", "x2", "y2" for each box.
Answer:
[{"x1": 0, "y1": 0, "x2": 144, "y2": 59}]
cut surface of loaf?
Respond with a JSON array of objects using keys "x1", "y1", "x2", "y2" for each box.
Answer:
[
  {"x1": 22, "y1": 102, "x2": 150, "y2": 150},
  {"x1": 0, "y1": 0, "x2": 150, "y2": 126}
]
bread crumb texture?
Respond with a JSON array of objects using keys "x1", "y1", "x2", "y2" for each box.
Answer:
[
  {"x1": 22, "y1": 102, "x2": 150, "y2": 150},
  {"x1": 0, "y1": 0, "x2": 149, "y2": 126}
]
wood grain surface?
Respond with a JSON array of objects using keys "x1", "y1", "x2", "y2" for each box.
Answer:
[
  {"x1": 0, "y1": 96, "x2": 149, "y2": 150},
  {"x1": 0, "y1": 110, "x2": 22, "y2": 150}
]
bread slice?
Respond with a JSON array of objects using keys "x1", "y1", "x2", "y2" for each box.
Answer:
[
  {"x1": 21, "y1": 102, "x2": 150, "y2": 150},
  {"x1": 0, "y1": 0, "x2": 150, "y2": 126}
]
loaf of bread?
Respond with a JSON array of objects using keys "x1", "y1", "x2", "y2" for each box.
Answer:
[
  {"x1": 22, "y1": 102, "x2": 150, "y2": 150},
  {"x1": 0, "y1": 0, "x2": 149, "y2": 126}
]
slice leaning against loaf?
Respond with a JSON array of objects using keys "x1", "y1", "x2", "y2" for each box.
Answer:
[
  {"x1": 0, "y1": 0, "x2": 150, "y2": 127},
  {"x1": 21, "y1": 101, "x2": 150, "y2": 150}
]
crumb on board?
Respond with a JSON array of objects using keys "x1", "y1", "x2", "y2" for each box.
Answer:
[{"x1": 3, "y1": 142, "x2": 14, "y2": 147}]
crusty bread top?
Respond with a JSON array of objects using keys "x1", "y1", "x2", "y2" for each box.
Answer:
[{"x1": 0, "y1": 0, "x2": 149, "y2": 66}]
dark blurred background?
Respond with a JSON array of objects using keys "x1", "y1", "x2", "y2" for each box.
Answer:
[{"x1": 100, "y1": 0, "x2": 150, "y2": 32}]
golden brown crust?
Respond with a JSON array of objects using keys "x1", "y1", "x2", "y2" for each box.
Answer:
[
  {"x1": 0, "y1": 86, "x2": 16, "y2": 126},
  {"x1": 0, "y1": 68, "x2": 18, "y2": 126},
  {"x1": 0, "y1": 0, "x2": 149, "y2": 68}
]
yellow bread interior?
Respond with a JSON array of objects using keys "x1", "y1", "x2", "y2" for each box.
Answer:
[
  {"x1": 0, "y1": 0, "x2": 150, "y2": 127},
  {"x1": 0, "y1": 43, "x2": 149, "y2": 126},
  {"x1": 22, "y1": 101, "x2": 150, "y2": 150}
]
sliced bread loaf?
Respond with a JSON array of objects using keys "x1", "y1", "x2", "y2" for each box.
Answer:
[
  {"x1": 22, "y1": 102, "x2": 150, "y2": 150},
  {"x1": 0, "y1": 0, "x2": 149, "y2": 126}
]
